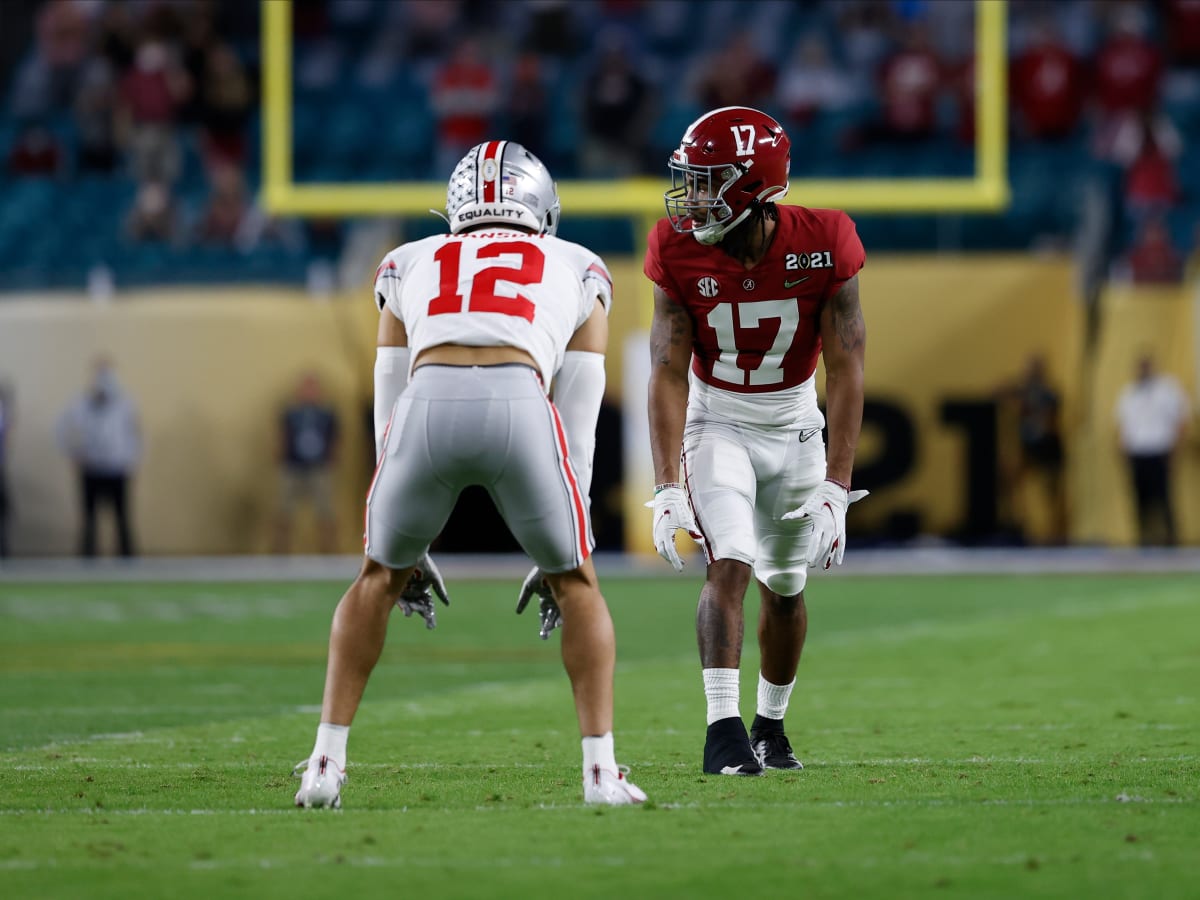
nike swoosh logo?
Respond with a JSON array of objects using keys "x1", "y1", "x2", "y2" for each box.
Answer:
[
  {"x1": 784, "y1": 276, "x2": 811, "y2": 288},
  {"x1": 798, "y1": 427, "x2": 821, "y2": 443}
]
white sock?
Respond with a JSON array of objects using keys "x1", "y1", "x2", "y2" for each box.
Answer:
[
  {"x1": 757, "y1": 674, "x2": 795, "y2": 721},
  {"x1": 582, "y1": 732, "x2": 616, "y2": 775},
  {"x1": 702, "y1": 668, "x2": 740, "y2": 725},
  {"x1": 311, "y1": 723, "x2": 349, "y2": 767}
]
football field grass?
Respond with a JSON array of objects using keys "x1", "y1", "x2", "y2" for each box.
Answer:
[{"x1": 0, "y1": 571, "x2": 1196, "y2": 899}]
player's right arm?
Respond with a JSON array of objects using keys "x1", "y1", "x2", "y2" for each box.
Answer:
[{"x1": 647, "y1": 283, "x2": 693, "y2": 486}]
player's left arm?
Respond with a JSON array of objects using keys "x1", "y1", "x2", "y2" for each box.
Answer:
[{"x1": 818, "y1": 274, "x2": 866, "y2": 486}]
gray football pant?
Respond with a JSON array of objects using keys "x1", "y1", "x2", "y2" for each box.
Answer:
[{"x1": 365, "y1": 364, "x2": 593, "y2": 573}]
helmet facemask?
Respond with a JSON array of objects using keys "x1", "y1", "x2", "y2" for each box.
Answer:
[{"x1": 665, "y1": 158, "x2": 759, "y2": 245}]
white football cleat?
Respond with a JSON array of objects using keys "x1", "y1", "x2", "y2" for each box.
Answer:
[
  {"x1": 583, "y1": 765, "x2": 647, "y2": 805},
  {"x1": 293, "y1": 755, "x2": 346, "y2": 809}
]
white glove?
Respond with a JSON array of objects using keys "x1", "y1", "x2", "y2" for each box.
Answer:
[
  {"x1": 515, "y1": 566, "x2": 562, "y2": 640},
  {"x1": 644, "y1": 485, "x2": 701, "y2": 572},
  {"x1": 782, "y1": 480, "x2": 869, "y2": 570},
  {"x1": 396, "y1": 553, "x2": 450, "y2": 629}
]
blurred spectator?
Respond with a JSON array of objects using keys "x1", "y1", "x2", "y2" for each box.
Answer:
[
  {"x1": 55, "y1": 358, "x2": 142, "y2": 558},
  {"x1": 196, "y1": 163, "x2": 247, "y2": 245},
  {"x1": 874, "y1": 21, "x2": 942, "y2": 142},
  {"x1": 125, "y1": 179, "x2": 184, "y2": 245},
  {"x1": 776, "y1": 32, "x2": 858, "y2": 129},
  {"x1": 274, "y1": 371, "x2": 340, "y2": 555},
  {"x1": 196, "y1": 42, "x2": 254, "y2": 171},
  {"x1": 998, "y1": 355, "x2": 1068, "y2": 545},
  {"x1": 1123, "y1": 216, "x2": 1185, "y2": 284},
  {"x1": 1110, "y1": 110, "x2": 1183, "y2": 219},
  {"x1": 74, "y1": 58, "x2": 119, "y2": 174},
  {"x1": 508, "y1": 51, "x2": 550, "y2": 159},
  {"x1": 1093, "y1": 5, "x2": 1163, "y2": 150},
  {"x1": 1114, "y1": 354, "x2": 1190, "y2": 546},
  {"x1": 0, "y1": 380, "x2": 12, "y2": 558},
  {"x1": 116, "y1": 38, "x2": 191, "y2": 184},
  {"x1": 1010, "y1": 18, "x2": 1086, "y2": 141},
  {"x1": 693, "y1": 31, "x2": 777, "y2": 112},
  {"x1": 430, "y1": 36, "x2": 499, "y2": 177},
  {"x1": 579, "y1": 29, "x2": 652, "y2": 177},
  {"x1": 5, "y1": 123, "x2": 64, "y2": 177}
]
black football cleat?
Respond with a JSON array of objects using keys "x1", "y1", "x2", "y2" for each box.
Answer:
[
  {"x1": 703, "y1": 716, "x2": 765, "y2": 775},
  {"x1": 749, "y1": 715, "x2": 804, "y2": 770}
]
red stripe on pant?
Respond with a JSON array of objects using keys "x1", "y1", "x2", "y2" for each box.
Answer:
[{"x1": 545, "y1": 397, "x2": 590, "y2": 563}]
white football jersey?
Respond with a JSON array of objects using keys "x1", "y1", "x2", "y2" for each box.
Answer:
[{"x1": 374, "y1": 227, "x2": 612, "y2": 386}]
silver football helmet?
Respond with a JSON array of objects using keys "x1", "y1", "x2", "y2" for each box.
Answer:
[{"x1": 445, "y1": 141, "x2": 560, "y2": 235}]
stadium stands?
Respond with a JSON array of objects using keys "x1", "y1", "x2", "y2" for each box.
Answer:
[{"x1": 1, "y1": 0, "x2": 1197, "y2": 288}]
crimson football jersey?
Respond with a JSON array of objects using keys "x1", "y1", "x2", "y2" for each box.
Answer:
[{"x1": 644, "y1": 204, "x2": 865, "y2": 393}]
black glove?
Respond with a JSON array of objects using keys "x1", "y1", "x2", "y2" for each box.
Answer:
[
  {"x1": 515, "y1": 566, "x2": 562, "y2": 640},
  {"x1": 396, "y1": 553, "x2": 450, "y2": 629}
]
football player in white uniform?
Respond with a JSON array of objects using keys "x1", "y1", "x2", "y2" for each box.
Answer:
[
  {"x1": 294, "y1": 142, "x2": 646, "y2": 808},
  {"x1": 645, "y1": 107, "x2": 868, "y2": 775}
]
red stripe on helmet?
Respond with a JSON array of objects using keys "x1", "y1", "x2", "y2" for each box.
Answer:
[{"x1": 481, "y1": 141, "x2": 503, "y2": 203}]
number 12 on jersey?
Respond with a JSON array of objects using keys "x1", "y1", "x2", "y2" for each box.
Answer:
[{"x1": 428, "y1": 241, "x2": 545, "y2": 322}]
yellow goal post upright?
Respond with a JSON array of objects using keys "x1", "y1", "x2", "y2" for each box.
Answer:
[{"x1": 261, "y1": 0, "x2": 1009, "y2": 222}]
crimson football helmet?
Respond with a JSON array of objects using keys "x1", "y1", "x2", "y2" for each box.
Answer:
[
  {"x1": 445, "y1": 141, "x2": 560, "y2": 236},
  {"x1": 665, "y1": 106, "x2": 791, "y2": 245}
]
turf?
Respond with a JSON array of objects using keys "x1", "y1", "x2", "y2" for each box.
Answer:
[{"x1": 0, "y1": 572, "x2": 1196, "y2": 899}]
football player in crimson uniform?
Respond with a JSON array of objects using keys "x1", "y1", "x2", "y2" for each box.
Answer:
[
  {"x1": 645, "y1": 106, "x2": 868, "y2": 775},
  {"x1": 294, "y1": 142, "x2": 646, "y2": 808}
]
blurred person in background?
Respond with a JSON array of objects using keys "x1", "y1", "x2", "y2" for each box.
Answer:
[
  {"x1": 125, "y1": 178, "x2": 184, "y2": 244},
  {"x1": 1010, "y1": 16, "x2": 1086, "y2": 142},
  {"x1": 1123, "y1": 216, "x2": 1185, "y2": 284},
  {"x1": 1092, "y1": 5, "x2": 1163, "y2": 156},
  {"x1": 1115, "y1": 354, "x2": 1191, "y2": 546},
  {"x1": 273, "y1": 371, "x2": 340, "y2": 556},
  {"x1": 872, "y1": 20, "x2": 943, "y2": 143},
  {"x1": 998, "y1": 355, "x2": 1068, "y2": 545},
  {"x1": 776, "y1": 32, "x2": 859, "y2": 131},
  {"x1": 116, "y1": 36, "x2": 191, "y2": 185},
  {"x1": 0, "y1": 380, "x2": 13, "y2": 559},
  {"x1": 293, "y1": 141, "x2": 646, "y2": 809},
  {"x1": 195, "y1": 161, "x2": 251, "y2": 246},
  {"x1": 430, "y1": 36, "x2": 499, "y2": 177},
  {"x1": 645, "y1": 107, "x2": 867, "y2": 776},
  {"x1": 1110, "y1": 109, "x2": 1183, "y2": 222},
  {"x1": 55, "y1": 358, "x2": 142, "y2": 558}
]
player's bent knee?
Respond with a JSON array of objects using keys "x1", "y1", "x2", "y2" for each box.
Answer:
[{"x1": 762, "y1": 569, "x2": 807, "y2": 597}]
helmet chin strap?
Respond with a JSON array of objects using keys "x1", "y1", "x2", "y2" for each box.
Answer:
[{"x1": 692, "y1": 204, "x2": 755, "y2": 245}]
